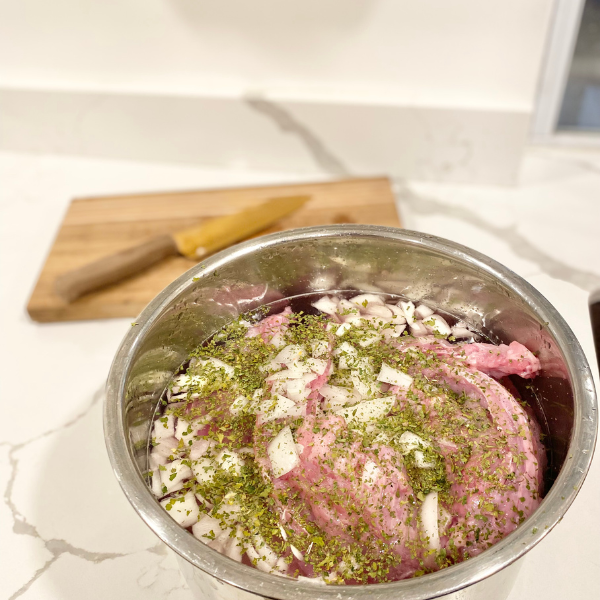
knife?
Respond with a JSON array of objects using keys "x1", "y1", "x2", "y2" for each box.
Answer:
[{"x1": 54, "y1": 195, "x2": 310, "y2": 303}]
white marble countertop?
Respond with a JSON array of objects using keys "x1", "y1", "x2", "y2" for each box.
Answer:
[{"x1": 1, "y1": 146, "x2": 599, "y2": 599}]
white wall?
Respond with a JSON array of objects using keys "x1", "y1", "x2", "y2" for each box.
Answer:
[
  {"x1": 0, "y1": 0, "x2": 554, "y2": 183},
  {"x1": 1, "y1": 0, "x2": 552, "y2": 109}
]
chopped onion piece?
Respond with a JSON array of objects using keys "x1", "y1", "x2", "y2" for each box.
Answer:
[
  {"x1": 335, "y1": 322, "x2": 352, "y2": 336},
  {"x1": 398, "y1": 431, "x2": 431, "y2": 453},
  {"x1": 387, "y1": 304, "x2": 407, "y2": 321},
  {"x1": 334, "y1": 342, "x2": 359, "y2": 369},
  {"x1": 335, "y1": 396, "x2": 395, "y2": 425},
  {"x1": 362, "y1": 460, "x2": 382, "y2": 484},
  {"x1": 451, "y1": 326, "x2": 473, "y2": 339},
  {"x1": 383, "y1": 323, "x2": 407, "y2": 340},
  {"x1": 320, "y1": 384, "x2": 362, "y2": 411},
  {"x1": 152, "y1": 436, "x2": 179, "y2": 458},
  {"x1": 364, "y1": 304, "x2": 393, "y2": 318},
  {"x1": 189, "y1": 438, "x2": 213, "y2": 460},
  {"x1": 311, "y1": 296, "x2": 339, "y2": 316},
  {"x1": 150, "y1": 470, "x2": 163, "y2": 497},
  {"x1": 420, "y1": 492, "x2": 441, "y2": 549},
  {"x1": 423, "y1": 314, "x2": 452, "y2": 336},
  {"x1": 414, "y1": 450, "x2": 435, "y2": 469},
  {"x1": 225, "y1": 530, "x2": 244, "y2": 562},
  {"x1": 350, "y1": 293, "x2": 384, "y2": 306},
  {"x1": 267, "y1": 426, "x2": 300, "y2": 478},
  {"x1": 285, "y1": 374, "x2": 317, "y2": 402},
  {"x1": 310, "y1": 340, "x2": 330, "y2": 358},
  {"x1": 399, "y1": 300, "x2": 416, "y2": 323},
  {"x1": 160, "y1": 459, "x2": 192, "y2": 495},
  {"x1": 415, "y1": 304, "x2": 434, "y2": 319},
  {"x1": 230, "y1": 394, "x2": 250, "y2": 416},
  {"x1": 252, "y1": 533, "x2": 279, "y2": 567},
  {"x1": 174, "y1": 417, "x2": 194, "y2": 441},
  {"x1": 338, "y1": 299, "x2": 361, "y2": 315},
  {"x1": 258, "y1": 395, "x2": 305, "y2": 423},
  {"x1": 409, "y1": 320, "x2": 429, "y2": 337},
  {"x1": 192, "y1": 514, "x2": 225, "y2": 543},
  {"x1": 216, "y1": 449, "x2": 244, "y2": 475},
  {"x1": 192, "y1": 457, "x2": 216, "y2": 485},
  {"x1": 377, "y1": 363, "x2": 413, "y2": 388},
  {"x1": 264, "y1": 344, "x2": 306, "y2": 371},
  {"x1": 160, "y1": 491, "x2": 200, "y2": 528},
  {"x1": 305, "y1": 358, "x2": 329, "y2": 375},
  {"x1": 153, "y1": 414, "x2": 175, "y2": 440},
  {"x1": 290, "y1": 544, "x2": 304, "y2": 561}
]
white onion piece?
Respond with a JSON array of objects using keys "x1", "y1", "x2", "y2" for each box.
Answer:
[
  {"x1": 290, "y1": 544, "x2": 304, "y2": 561},
  {"x1": 285, "y1": 374, "x2": 316, "y2": 402},
  {"x1": 269, "y1": 332, "x2": 286, "y2": 348},
  {"x1": 153, "y1": 414, "x2": 175, "y2": 440},
  {"x1": 252, "y1": 533, "x2": 279, "y2": 567},
  {"x1": 149, "y1": 451, "x2": 167, "y2": 470},
  {"x1": 338, "y1": 299, "x2": 361, "y2": 315},
  {"x1": 398, "y1": 431, "x2": 431, "y2": 453},
  {"x1": 333, "y1": 341, "x2": 358, "y2": 369},
  {"x1": 335, "y1": 322, "x2": 352, "y2": 336},
  {"x1": 198, "y1": 358, "x2": 235, "y2": 378},
  {"x1": 216, "y1": 449, "x2": 244, "y2": 476},
  {"x1": 414, "y1": 450, "x2": 436, "y2": 469},
  {"x1": 383, "y1": 323, "x2": 407, "y2": 340},
  {"x1": 258, "y1": 395, "x2": 305, "y2": 423},
  {"x1": 451, "y1": 326, "x2": 473, "y2": 339},
  {"x1": 421, "y1": 492, "x2": 441, "y2": 549},
  {"x1": 225, "y1": 528, "x2": 244, "y2": 562},
  {"x1": 192, "y1": 457, "x2": 216, "y2": 485},
  {"x1": 399, "y1": 300, "x2": 416, "y2": 323},
  {"x1": 386, "y1": 304, "x2": 407, "y2": 321},
  {"x1": 160, "y1": 491, "x2": 200, "y2": 528},
  {"x1": 311, "y1": 295, "x2": 340, "y2": 316},
  {"x1": 409, "y1": 321, "x2": 429, "y2": 337},
  {"x1": 195, "y1": 492, "x2": 212, "y2": 509},
  {"x1": 325, "y1": 322, "x2": 336, "y2": 332},
  {"x1": 320, "y1": 384, "x2": 362, "y2": 411},
  {"x1": 245, "y1": 545, "x2": 268, "y2": 571},
  {"x1": 152, "y1": 436, "x2": 179, "y2": 458},
  {"x1": 310, "y1": 340, "x2": 330, "y2": 358},
  {"x1": 362, "y1": 460, "x2": 382, "y2": 484},
  {"x1": 267, "y1": 426, "x2": 300, "y2": 478},
  {"x1": 279, "y1": 525, "x2": 288, "y2": 541},
  {"x1": 364, "y1": 304, "x2": 393, "y2": 318},
  {"x1": 350, "y1": 372, "x2": 373, "y2": 397},
  {"x1": 350, "y1": 293, "x2": 384, "y2": 307},
  {"x1": 305, "y1": 358, "x2": 329, "y2": 375},
  {"x1": 415, "y1": 304, "x2": 434, "y2": 319},
  {"x1": 192, "y1": 514, "x2": 225, "y2": 543},
  {"x1": 377, "y1": 363, "x2": 413, "y2": 388},
  {"x1": 174, "y1": 417, "x2": 194, "y2": 441},
  {"x1": 189, "y1": 438, "x2": 213, "y2": 460},
  {"x1": 160, "y1": 459, "x2": 192, "y2": 495},
  {"x1": 264, "y1": 344, "x2": 306, "y2": 372},
  {"x1": 297, "y1": 576, "x2": 327, "y2": 585},
  {"x1": 230, "y1": 394, "x2": 250, "y2": 416},
  {"x1": 424, "y1": 314, "x2": 452, "y2": 336},
  {"x1": 150, "y1": 471, "x2": 163, "y2": 497},
  {"x1": 335, "y1": 396, "x2": 395, "y2": 425},
  {"x1": 273, "y1": 557, "x2": 289, "y2": 575}
]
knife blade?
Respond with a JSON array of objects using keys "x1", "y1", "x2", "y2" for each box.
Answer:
[{"x1": 54, "y1": 195, "x2": 310, "y2": 303}]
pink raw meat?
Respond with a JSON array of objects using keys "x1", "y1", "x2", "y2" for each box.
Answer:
[
  {"x1": 278, "y1": 414, "x2": 421, "y2": 575},
  {"x1": 246, "y1": 306, "x2": 292, "y2": 344},
  {"x1": 459, "y1": 341, "x2": 540, "y2": 379}
]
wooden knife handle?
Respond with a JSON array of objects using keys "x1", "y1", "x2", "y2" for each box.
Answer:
[{"x1": 54, "y1": 234, "x2": 178, "y2": 303}]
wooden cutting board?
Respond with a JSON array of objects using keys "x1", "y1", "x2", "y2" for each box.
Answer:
[{"x1": 27, "y1": 177, "x2": 401, "y2": 322}]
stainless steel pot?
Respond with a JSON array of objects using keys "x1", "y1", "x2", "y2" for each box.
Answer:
[{"x1": 105, "y1": 225, "x2": 597, "y2": 600}]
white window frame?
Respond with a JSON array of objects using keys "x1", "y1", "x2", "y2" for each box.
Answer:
[{"x1": 530, "y1": 0, "x2": 600, "y2": 145}]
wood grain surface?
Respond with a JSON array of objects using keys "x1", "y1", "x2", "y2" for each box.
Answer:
[{"x1": 27, "y1": 177, "x2": 401, "y2": 322}]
